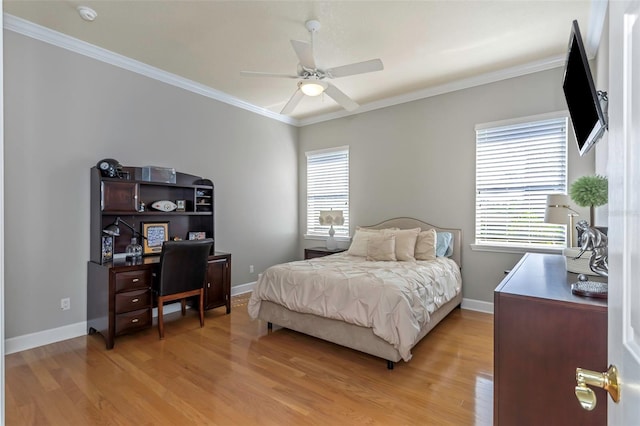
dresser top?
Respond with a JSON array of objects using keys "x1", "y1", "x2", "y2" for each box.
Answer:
[{"x1": 495, "y1": 253, "x2": 607, "y2": 308}]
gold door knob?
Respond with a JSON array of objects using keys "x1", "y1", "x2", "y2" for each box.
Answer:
[{"x1": 575, "y1": 365, "x2": 620, "y2": 411}]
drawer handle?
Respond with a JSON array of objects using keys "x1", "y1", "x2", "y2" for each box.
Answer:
[
  {"x1": 131, "y1": 298, "x2": 139, "y2": 303},
  {"x1": 207, "y1": 283, "x2": 211, "y2": 288},
  {"x1": 132, "y1": 278, "x2": 139, "y2": 283},
  {"x1": 131, "y1": 318, "x2": 139, "y2": 323}
]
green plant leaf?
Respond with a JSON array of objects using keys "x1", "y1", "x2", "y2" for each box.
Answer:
[{"x1": 570, "y1": 175, "x2": 608, "y2": 207}]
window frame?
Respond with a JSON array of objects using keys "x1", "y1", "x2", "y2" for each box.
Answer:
[
  {"x1": 472, "y1": 111, "x2": 569, "y2": 254},
  {"x1": 304, "y1": 146, "x2": 350, "y2": 240}
]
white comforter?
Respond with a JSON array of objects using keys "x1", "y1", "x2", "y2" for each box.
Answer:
[{"x1": 247, "y1": 253, "x2": 461, "y2": 361}]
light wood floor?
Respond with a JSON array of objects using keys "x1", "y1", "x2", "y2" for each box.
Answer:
[{"x1": 6, "y1": 294, "x2": 494, "y2": 425}]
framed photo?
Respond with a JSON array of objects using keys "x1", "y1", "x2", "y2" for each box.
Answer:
[
  {"x1": 101, "y1": 235, "x2": 113, "y2": 263},
  {"x1": 176, "y1": 200, "x2": 185, "y2": 211},
  {"x1": 188, "y1": 231, "x2": 206, "y2": 240},
  {"x1": 142, "y1": 222, "x2": 169, "y2": 255}
]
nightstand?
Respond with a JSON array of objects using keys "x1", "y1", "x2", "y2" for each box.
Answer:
[{"x1": 304, "y1": 247, "x2": 347, "y2": 259}]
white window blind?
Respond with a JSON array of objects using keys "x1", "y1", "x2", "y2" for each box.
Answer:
[
  {"x1": 475, "y1": 115, "x2": 568, "y2": 248},
  {"x1": 306, "y1": 147, "x2": 349, "y2": 237}
]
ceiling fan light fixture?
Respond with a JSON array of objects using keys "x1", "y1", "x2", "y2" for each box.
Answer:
[{"x1": 300, "y1": 80, "x2": 327, "y2": 96}]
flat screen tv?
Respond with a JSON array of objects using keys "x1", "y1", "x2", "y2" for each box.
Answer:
[{"x1": 563, "y1": 20, "x2": 607, "y2": 156}]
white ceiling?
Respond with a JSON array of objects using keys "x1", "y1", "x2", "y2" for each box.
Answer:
[{"x1": 4, "y1": 1, "x2": 605, "y2": 125}]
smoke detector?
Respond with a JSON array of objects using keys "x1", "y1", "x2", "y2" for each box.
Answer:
[{"x1": 77, "y1": 6, "x2": 97, "y2": 22}]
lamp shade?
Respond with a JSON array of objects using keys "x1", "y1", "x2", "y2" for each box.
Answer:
[
  {"x1": 103, "y1": 222, "x2": 121, "y2": 236},
  {"x1": 319, "y1": 210, "x2": 344, "y2": 226},
  {"x1": 545, "y1": 194, "x2": 572, "y2": 224},
  {"x1": 300, "y1": 80, "x2": 328, "y2": 97}
]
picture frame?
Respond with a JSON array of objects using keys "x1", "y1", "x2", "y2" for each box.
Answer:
[
  {"x1": 176, "y1": 199, "x2": 186, "y2": 211},
  {"x1": 188, "y1": 231, "x2": 206, "y2": 240},
  {"x1": 101, "y1": 235, "x2": 113, "y2": 263},
  {"x1": 141, "y1": 221, "x2": 170, "y2": 255}
]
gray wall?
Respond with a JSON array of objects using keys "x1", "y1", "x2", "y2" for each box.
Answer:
[
  {"x1": 3, "y1": 25, "x2": 603, "y2": 339},
  {"x1": 298, "y1": 67, "x2": 596, "y2": 303},
  {"x1": 3, "y1": 31, "x2": 299, "y2": 338}
]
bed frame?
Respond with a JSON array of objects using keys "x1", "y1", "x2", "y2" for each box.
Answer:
[{"x1": 257, "y1": 217, "x2": 463, "y2": 369}]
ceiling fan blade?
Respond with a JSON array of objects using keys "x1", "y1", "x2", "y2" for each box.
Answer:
[
  {"x1": 290, "y1": 40, "x2": 316, "y2": 70},
  {"x1": 324, "y1": 83, "x2": 359, "y2": 111},
  {"x1": 281, "y1": 88, "x2": 305, "y2": 115},
  {"x1": 326, "y1": 58, "x2": 384, "y2": 78},
  {"x1": 240, "y1": 71, "x2": 299, "y2": 79}
]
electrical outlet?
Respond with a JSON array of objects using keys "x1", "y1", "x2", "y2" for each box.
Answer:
[
  {"x1": 61, "y1": 298, "x2": 70, "y2": 311},
  {"x1": 249, "y1": 265, "x2": 254, "y2": 273}
]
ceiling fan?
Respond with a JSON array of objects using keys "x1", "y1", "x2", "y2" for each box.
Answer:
[{"x1": 241, "y1": 20, "x2": 384, "y2": 115}]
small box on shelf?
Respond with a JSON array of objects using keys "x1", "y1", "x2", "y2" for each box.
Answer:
[{"x1": 142, "y1": 166, "x2": 176, "y2": 184}]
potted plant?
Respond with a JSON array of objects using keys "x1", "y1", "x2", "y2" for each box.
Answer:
[{"x1": 569, "y1": 175, "x2": 608, "y2": 225}]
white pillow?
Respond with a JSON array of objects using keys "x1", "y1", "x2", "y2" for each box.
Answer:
[
  {"x1": 366, "y1": 233, "x2": 397, "y2": 261},
  {"x1": 347, "y1": 227, "x2": 398, "y2": 257},
  {"x1": 384, "y1": 228, "x2": 421, "y2": 261},
  {"x1": 415, "y1": 228, "x2": 437, "y2": 261}
]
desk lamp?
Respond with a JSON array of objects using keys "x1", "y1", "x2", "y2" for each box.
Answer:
[{"x1": 103, "y1": 217, "x2": 145, "y2": 258}]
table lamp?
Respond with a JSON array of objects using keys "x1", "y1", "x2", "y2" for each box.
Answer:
[
  {"x1": 319, "y1": 210, "x2": 344, "y2": 250},
  {"x1": 544, "y1": 194, "x2": 579, "y2": 247}
]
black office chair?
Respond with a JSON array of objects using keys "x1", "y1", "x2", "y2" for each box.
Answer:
[{"x1": 154, "y1": 238, "x2": 213, "y2": 339}]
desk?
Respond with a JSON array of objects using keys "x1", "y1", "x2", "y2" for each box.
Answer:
[{"x1": 87, "y1": 251, "x2": 231, "y2": 349}]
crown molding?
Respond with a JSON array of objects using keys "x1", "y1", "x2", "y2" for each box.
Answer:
[
  {"x1": 297, "y1": 55, "x2": 566, "y2": 126},
  {"x1": 3, "y1": 13, "x2": 298, "y2": 126},
  {"x1": 4, "y1": 4, "x2": 607, "y2": 128}
]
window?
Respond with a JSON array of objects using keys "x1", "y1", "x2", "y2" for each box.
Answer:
[
  {"x1": 306, "y1": 147, "x2": 349, "y2": 238},
  {"x1": 475, "y1": 113, "x2": 568, "y2": 249}
]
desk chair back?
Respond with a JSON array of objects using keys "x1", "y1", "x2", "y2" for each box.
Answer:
[{"x1": 155, "y1": 238, "x2": 213, "y2": 339}]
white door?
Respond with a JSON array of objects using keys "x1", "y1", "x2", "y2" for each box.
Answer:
[
  {"x1": 607, "y1": 0, "x2": 640, "y2": 423},
  {"x1": 1, "y1": 4, "x2": 5, "y2": 423}
]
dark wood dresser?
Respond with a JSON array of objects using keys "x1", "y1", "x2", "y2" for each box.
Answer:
[{"x1": 494, "y1": 253, "x2": 607, "y2": 426}]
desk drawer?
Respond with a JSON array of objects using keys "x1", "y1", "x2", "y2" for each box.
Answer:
[
  {"x1": 114, "y1": 270, "x2": 151, "y2": 292},
  {"x1": 115, "y1": 288, "x2": 151, "y2": 314},
  {"x1": 115, "y1": 308, "x2": 151, "y2": 334}
]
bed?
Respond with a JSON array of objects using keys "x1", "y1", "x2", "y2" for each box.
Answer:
[{"x1": 247, "y1": 217, "x2": 463, "y2": 369}]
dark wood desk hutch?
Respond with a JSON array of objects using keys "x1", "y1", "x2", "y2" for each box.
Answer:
[{"x1": 87, "y1": 165, "x2": 231, "y2": 349}]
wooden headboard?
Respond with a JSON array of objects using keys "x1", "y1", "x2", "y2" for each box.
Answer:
[{"x1": 364, "y1": 217, "x2": 463, "y2": 267}]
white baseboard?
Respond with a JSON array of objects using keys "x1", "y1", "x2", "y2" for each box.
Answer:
[
  {"x1": 5, "y1": 322, "x2": 88, "y2": 355},
  {"x1": 5, "y1": 282, "x2": 487, "y2": 354},
  {"x1": 461, "y1": 298, "x2": 494, "y2": 314},
  {"x1": 5, "y1": 302, "x2": 186, "y2": 355},
  {"x1": 231, "y1": 281, "x2": 255, "y2": 296},
  {"x1": 5, "y1": 281, "x2": 260, "y2": 355}
]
